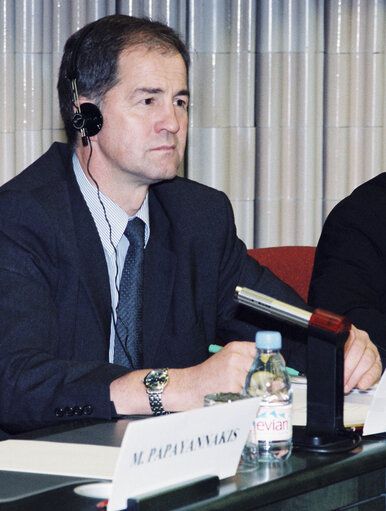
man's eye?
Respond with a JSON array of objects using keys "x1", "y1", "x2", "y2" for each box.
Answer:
[
  {"x1": 175, "y1": 98, "x2": 188, "y2": 109},
  {"x1": 141, "y1": 98, "x2": 153, "y2": 105}
]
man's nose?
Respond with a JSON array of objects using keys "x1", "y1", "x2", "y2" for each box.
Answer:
[{"x1": 154, "y1": 103, "x2": 180, "y2": 134}]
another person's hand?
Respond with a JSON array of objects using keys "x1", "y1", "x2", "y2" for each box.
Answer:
[{"x1": 343, "y1": 325, "x2": 382, "y2": 393}]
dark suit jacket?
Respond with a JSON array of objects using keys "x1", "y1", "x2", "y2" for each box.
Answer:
[
  {"x1": 0, "y1": 143, "x2": 307, "y2": 434},
  {"x1": 309, "y1": 172, "x2": 386, "y2": 365}
]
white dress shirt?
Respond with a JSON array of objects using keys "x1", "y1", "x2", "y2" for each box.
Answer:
[{"x1": 72, "y1": 153, "x2": 150, "y2": 362}]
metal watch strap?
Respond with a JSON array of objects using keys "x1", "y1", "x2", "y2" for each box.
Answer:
[{"x1": 147, "y1": 391, "x2": 169, "y2": 416}]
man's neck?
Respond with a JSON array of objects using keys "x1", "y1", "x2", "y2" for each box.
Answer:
[{"x1": 75, "y1": 146, "x2": 148, "y2": 216}]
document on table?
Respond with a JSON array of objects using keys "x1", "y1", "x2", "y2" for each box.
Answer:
[
  {"x1": 363, "y1": 369, "x2": 386, "y2": 435},
  {"x1": 0, "y1": 440, "x2": 119, "y2": 479},
  {"x1": 292, "y1": 375, "x2": 378, "y2": 432}
]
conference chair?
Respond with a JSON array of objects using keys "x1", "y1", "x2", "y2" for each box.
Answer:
[{"x1": 247, "y1": 246, "x2": 316, "y2": 302}]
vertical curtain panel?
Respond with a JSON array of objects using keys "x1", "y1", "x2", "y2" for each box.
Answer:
[
  {"x1": 255, "y1": 0, "x2": 324, "y2": 247},
  {"x1": 0, "y1": 0, "x2": 385, "y2": 249}
]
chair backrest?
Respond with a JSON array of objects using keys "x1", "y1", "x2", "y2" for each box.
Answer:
[{"x1": 247, "y1": 246, "x2": 316, "y2": 302}]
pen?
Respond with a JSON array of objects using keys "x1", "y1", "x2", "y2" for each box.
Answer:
[
  {"x1": 208, "y1": 344, "x2": 222, "y2": 354},
  {"x1": 208, "y1": 343, "x2": 300, "y2": 376}
]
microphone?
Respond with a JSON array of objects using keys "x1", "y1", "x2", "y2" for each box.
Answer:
[{"x1": 234, "y1": 286, "x2": 351, "y2": 334}]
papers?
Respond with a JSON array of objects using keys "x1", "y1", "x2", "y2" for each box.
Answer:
[
  {"x1": 0, "y1": 440, "x2": 119, "y2": 479},
  {"x1": 292, "y1": 376, "x2": 376, "y2": 429},
  {"x1": 363, "y1": 369, "x2": 386, "y2": 435}
]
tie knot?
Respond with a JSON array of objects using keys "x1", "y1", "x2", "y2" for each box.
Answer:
[{"x1": 124, "y1": 217, "x2": 145, "y2": 247}]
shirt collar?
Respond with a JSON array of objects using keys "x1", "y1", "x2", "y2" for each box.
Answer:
[{"x1": 72, "y1": 153, "x2": 150, "y2": 256}]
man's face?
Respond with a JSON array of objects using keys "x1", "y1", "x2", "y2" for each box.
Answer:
[{"x1": 93, "y1": 47, "x2": 189, "y2": 186}]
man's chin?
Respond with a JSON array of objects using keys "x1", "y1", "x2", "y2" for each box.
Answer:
[
  {"x1": 157, "y1": 165, "x2": 179, "y2": 180},
  {"x1": 147, "y1": 167, "x2": 178, "y2": 185}
]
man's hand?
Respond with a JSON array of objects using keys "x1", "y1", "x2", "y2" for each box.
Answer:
[
  {"x1": 166, "y1": 341, "x2": 257, "y2": 411},
  {"x1": 343, "y1": 325, "x2": 382, "y2": 393},
  {"x1": 110, "y1": 341, "x2": 256, "y2": 415}
]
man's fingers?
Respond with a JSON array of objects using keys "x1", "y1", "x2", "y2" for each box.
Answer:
[
  {"x1": 344, "y1": 344, "x2": 380, "y2": 392},
  {"x1": 344, "y1": 326, "x2": 382, "y2": 392},
  {"x1": 214, "y1": 341, "x2": 256, "y2": 373}
]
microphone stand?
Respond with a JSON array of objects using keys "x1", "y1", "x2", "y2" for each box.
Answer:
[{"x1": 234, "y1": 287, "x2": 361, "y2": 453}]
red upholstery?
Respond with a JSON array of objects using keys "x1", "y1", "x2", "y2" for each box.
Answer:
[{"x1": 247, "y1": 246, "x2": 316, "y2": 302}]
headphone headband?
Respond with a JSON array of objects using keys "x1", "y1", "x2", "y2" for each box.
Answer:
[{"x1": 68, "y1": 21, "x2": 99, "y2": 80}]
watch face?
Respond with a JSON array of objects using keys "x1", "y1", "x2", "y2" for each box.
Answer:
[{"x1": 145, "y1": 369, "x2": 169, "y2": 392}]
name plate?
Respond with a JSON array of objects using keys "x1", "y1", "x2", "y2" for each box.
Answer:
[{"x1": 108, "y1": 397, "x2": 260, "y2": 511}]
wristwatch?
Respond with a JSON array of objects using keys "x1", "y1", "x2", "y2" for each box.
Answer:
[{"x1": 143, "y1": 368, "x2": 170, "y2": 416}]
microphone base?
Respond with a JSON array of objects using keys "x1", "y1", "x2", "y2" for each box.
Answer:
[{"x1": 293, "y1": 426, "x2": 361, "y2": 454}]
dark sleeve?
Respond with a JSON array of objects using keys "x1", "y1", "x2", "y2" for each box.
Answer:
[
  {"x1": 309, "y1": 191, "x2": 386, "y2": 366},
  {"x1": 214, "y1": 192, "x2": 308, "y2": 373},
  {"x1": 0, "y1": 193, "x2": 128, "y2": 434}
]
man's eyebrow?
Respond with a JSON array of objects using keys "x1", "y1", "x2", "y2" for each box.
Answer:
[
  {"x1": 132, "y1": 87, "x2": 190, "y2": 97},
  {"x1": 176, "y1": 89, "x2": 190, "y2": 98},
  {"x1": 134, "y1": 87, "x2": 162, "y2": 95}
]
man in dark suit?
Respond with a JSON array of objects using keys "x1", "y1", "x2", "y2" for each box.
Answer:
[
  {"x1": 309, "y1": 174, "x2": 386, "y2": 368},
  {"x1": 0, "y1": 15, "x2": 381, "y2": 435}
]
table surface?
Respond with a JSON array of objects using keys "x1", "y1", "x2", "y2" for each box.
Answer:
[{"x1": 1, "y1": 418, "x2": 386, "y2": 511}]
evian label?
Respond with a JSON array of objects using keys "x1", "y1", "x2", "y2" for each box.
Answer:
[{"x1": 252, "y1": 404, "x2": 292, "y2": 441}]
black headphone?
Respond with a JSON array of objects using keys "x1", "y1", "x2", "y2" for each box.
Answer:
[{"x1": 68, "y1": 22, "x2": 103, "y2": 147}]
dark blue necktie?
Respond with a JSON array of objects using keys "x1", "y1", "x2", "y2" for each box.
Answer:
[{"x1": 114, "y1": 217, "x2": 145, "y2": 368}]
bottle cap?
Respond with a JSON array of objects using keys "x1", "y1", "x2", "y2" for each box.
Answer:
[{"x1": 255, "y1": 331, "x2": 282, "y2": 350}]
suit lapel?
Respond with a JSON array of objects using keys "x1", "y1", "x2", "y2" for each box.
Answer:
[
  {"x1": 65, "y1": 167, "x2": 112, "y2": 343},
  {"x1": 143, "y1": 189, "x2": 176, "y2": 367},
  {"x1": 36, "y1": 168, "x2": 111, "y2": 346}
]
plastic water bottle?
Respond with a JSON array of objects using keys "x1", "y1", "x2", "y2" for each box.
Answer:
[{"x1": 243, "y1": 331, "x2": 292, "y2": 462}]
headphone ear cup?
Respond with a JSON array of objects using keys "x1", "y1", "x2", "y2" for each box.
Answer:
[{"x1": 71, "y1": 103, "x2": 103, "y2": 137}]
